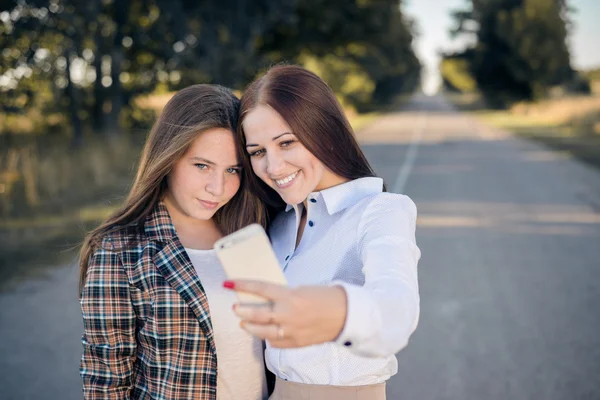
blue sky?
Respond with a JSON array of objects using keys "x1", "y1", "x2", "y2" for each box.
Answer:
[{"x1": 403, "y1": 0, "x2": 600, "y2": 94}]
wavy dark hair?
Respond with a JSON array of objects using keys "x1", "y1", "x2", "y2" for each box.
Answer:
[
  {"x1": 79, "y1": 84, "x2": 267, "y2": 292},
  {"x1": 237, "y1": 64, "x2": 383, "y2": 209}
]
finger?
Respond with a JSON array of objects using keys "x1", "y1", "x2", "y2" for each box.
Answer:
[
  {"x1": 240, "y1": 322, "x2": 281, "y2": 341},
  {"x1": 224, "y1": 279, "x2": 288, "y2": 301},
  {"x1": 240, "y1": 322, "x2": 300, "y2": 348},
  {"x1": 234, "y1": 303, "x2": 275, "y2": 325}
]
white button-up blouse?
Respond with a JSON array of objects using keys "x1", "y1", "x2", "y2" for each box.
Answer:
[{"x1": 266, "y1": 177, "x2": 421, "y2": 386}]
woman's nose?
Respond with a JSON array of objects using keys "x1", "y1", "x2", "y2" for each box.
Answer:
[
  {"x1": 266, "y1": 152, "x2": 286, "y2": 176},
  {"x1": 206, "y1": 172, "x2": 225, "y2": 196}
]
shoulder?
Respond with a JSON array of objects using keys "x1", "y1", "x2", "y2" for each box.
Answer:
[
  {"x1": 357, "y1": 193, "x2": 418, "y2": 238},
  {"x1": 86, "y1": 228, "x2": 152, "y2": 284},
  {"x1": 97, "y1": 227, "x2": 137, "y2": 249},
  {"x1": 363, "y1": 192, "x2": 417, "y2": 218},
  {"x1": 91, "y1": 227, "x2": 149, "y2": 263}
]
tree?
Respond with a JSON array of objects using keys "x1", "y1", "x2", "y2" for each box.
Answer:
[
  {"x1": 449, "y1": 0, "x2": 573, "y2": 104},
  {"x1": 263, "y1": 0, "x2": 421, "y2": 109},
  {"x1": 440, "y1": 49, "x2": 477, "y2": 93},
  {"x1": 0, "y1": 0, "x2": 91, "y2": 142},
  {"x1": 1, "y1": 0, "x2": 420, "y2": 138}
]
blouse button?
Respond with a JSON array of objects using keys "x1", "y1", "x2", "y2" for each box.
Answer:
[
  {"x1": 308, "y1": 220, "x2": 314, "y2": 227},
  {"x1": 344, "y1": 341, "x2": 352, "y2": 347},
  {"x1": 285, "y1": 255, "x2": 290, "y2": 261},
  {"x1": 310, "y1": 198, "x2": 317, "y2": 203}
]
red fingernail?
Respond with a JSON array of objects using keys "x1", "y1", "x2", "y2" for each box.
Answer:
[
  {"x1": 223, "y1": 281, "x2": 235, "y2": 289},
  {"x1": 232, "y1": 304, "x2": 237, "y2": 311}
]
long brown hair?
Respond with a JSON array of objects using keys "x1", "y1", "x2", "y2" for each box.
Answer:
[
  {"x1": 79, "y1": 84, "x2": 266, "y2": 292},
  {"x1": 237, "y1": 64, "x2": 382, "y2": 208}
]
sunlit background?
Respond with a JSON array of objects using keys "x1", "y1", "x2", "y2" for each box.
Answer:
[
  {"x1": 1, "y1": 1, "x2": 600, "y2": 399},
  {"x1": 404, "y1": 0, "x2": 600, "y2": 95}
]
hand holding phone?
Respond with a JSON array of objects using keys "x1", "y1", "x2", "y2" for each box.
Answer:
[{"x1": 214, "y1": 224, "x2": 287, "y2": 304}]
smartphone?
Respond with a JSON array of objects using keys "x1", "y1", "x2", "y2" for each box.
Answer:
[{"x1": 214, "y1": 223, "x2": 287, "y2": 304}]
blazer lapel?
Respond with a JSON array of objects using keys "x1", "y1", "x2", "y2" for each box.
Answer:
[{"x1": 146, "y1": 202, "x2": 216, "y2": 353}]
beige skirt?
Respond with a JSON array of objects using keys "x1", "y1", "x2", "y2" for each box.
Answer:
[{"x1": 269, "y1": 376, "x2": 386, "y2": 400}]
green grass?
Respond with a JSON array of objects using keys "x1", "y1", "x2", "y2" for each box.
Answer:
[
  {"x1": 348, "y1": 111, "x2": 381, "y2": 133},
  {"x1": 0, "y1": 202, "x2": 120, "y2": 286},
  {"x1": 0, "y1": 204, "x2": 118, "y2": 230},
  {"x1": 473, "y1": 109, "x2": 600, "y2": 170},
  {"x1": 474, "y1": 111, "x2": 561, "y2": 129},
  {"x1": 444, "y1": 92, "x2": 600, "y2": 170}
]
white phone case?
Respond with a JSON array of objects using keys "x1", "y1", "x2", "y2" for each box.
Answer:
[{"x1": 214, "y1": 224, "x2": 287, "y2": 304}]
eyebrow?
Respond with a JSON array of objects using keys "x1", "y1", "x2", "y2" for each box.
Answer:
[
  {"x1": 189, "y1": 157, "x2": 241, "y2": 167},
  {"x1": 246, "y1": 132, "x2": 294, "y2": 148}
]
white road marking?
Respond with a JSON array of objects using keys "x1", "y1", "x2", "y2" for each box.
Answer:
[{"x1": 393, "y1": 112, "x2": 426, "y2": 194}]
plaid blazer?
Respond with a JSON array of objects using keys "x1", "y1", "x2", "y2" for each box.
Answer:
[{"x1": 80, "y1": 202, "x2": 218, "y2": 399}]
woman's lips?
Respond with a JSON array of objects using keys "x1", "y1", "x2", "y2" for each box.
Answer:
[
  {"x1": 198, "y1": 199, "x2": 219, "y2": 209},
  {"x1": 274, "y1": 170, "x2": 300, "y2": 189}
]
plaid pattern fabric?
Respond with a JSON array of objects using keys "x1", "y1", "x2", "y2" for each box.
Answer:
[{"x1": 80, "y1": 202, "x2": 218, "y2": 399}]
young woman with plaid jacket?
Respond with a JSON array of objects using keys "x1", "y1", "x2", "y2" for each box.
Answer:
[{"x1": 78, "y1": 85, "x2": 269, "y2": 399}]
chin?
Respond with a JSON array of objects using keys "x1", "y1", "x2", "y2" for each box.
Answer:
[
  {"x1": 191, "y1": 210, "x2": 217, "y2": 221},
  {"x1": 270, "y1": 182, "x2": 310, "y2": 205}
]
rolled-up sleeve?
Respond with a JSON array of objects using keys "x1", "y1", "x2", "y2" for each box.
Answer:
[
  {"x1": 333, "y1": 194, "x2": 420, "y2": 357},
  {"x1": 80, "y1": 243, "x2": 136, "y2": 399}
]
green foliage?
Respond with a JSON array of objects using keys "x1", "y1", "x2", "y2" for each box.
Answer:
[
  {"x1": 450, "y1": 0, "x2": 573, "y2": 104},
  {"x1": 0, "y1": 133, "x2": 144, "y2": 218},
  {"x1": 440, "y1": 55, "x2": 477, "y2": 93},
  {"x1": 299, "y1": 50, "x2": 375, "y2": 111},
  {"x1": 0, "y1": 0, "x2": 420, "y2": 137},
  {"x1": 294, "y1": 1, "x2": 421, "y2": 110},
  {"x1": 583, "y1": 68, "x2": 600, "y2": 82}
]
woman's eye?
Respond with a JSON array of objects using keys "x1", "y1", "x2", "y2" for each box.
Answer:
[
  {"x1": 226, "y1": 168, "x2": 240, "y2": 174},
  {"x1": 195, "y1": 163, "x2": 208, "y2": 170},
  {"x1": 280, "y1": 140, "x2": 295, "y2": 147},
  {"x1": 249, "y1": 149, "x2": 265, "y2": 157}
]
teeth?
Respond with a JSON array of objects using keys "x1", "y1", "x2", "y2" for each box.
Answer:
[{"x1": 275, "y1": 171, "x2": 299, "y2": 186}]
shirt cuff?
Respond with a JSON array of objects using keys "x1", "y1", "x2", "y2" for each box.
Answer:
[{"x1": 330, "y1": 281, "x2": 380, "y2": 351}]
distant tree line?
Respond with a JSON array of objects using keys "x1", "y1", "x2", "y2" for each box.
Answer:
[
  {"x1": 442, "y1": 0, "x2": 588, "y2": 106},
  {"x1": 0, "y1": 0, "x2": 421, "y2": 142}
]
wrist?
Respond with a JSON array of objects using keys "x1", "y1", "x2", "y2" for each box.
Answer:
[{"x1": 329, "y1": 285, "x2": 348, "y2": 341}]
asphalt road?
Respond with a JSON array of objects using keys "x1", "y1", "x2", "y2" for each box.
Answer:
[
  {"x1": 1, "y1": 94, "x2": 599, "y2": 399},
  {"x1": 359, "y1": 94, "x2": 600, "y2": 400}
]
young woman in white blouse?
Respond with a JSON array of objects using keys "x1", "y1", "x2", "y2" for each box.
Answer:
[{"x1": 225, "y1": 65, "x2": 421, "y2": 399}]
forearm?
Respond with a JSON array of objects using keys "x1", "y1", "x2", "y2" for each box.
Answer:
[
  {"x1": 80, "y1": 246, "x2": 136, "y2": 399},
  {"x1": 81, "y1": 337, "x2": 135, "y2": 399},
  {"x1": 334, "y1": 231, "x2": 420, "y2": 357},
  {"x1": 332, "y1": 278, "x2": 419, "y2": 357}
]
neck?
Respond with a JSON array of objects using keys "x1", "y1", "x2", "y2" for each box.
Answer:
[{"x1": 163, "y1": 199, "x2": 221, "y2": 250}]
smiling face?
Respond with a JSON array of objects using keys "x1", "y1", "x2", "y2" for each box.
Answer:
[
  {"x1": 242, "y1": 104, "x2": 346, "y2": 205},
  {"x1": 163, "y1": 128, "x2": 241, "y2": 226}
]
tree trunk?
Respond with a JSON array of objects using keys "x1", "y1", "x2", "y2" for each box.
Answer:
[
  {"x1": 85, "y1": 0, "x2": 105, "y2": 133},
  {"x1": 64, "y1": 49, "x2": 83, "y2": 147},
  {"x1": 105, "y1": 0, "x2": 129, "y2": 136},
  {"x1": 93, "y1": 25, "x2": 105, "y2": 133}
]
